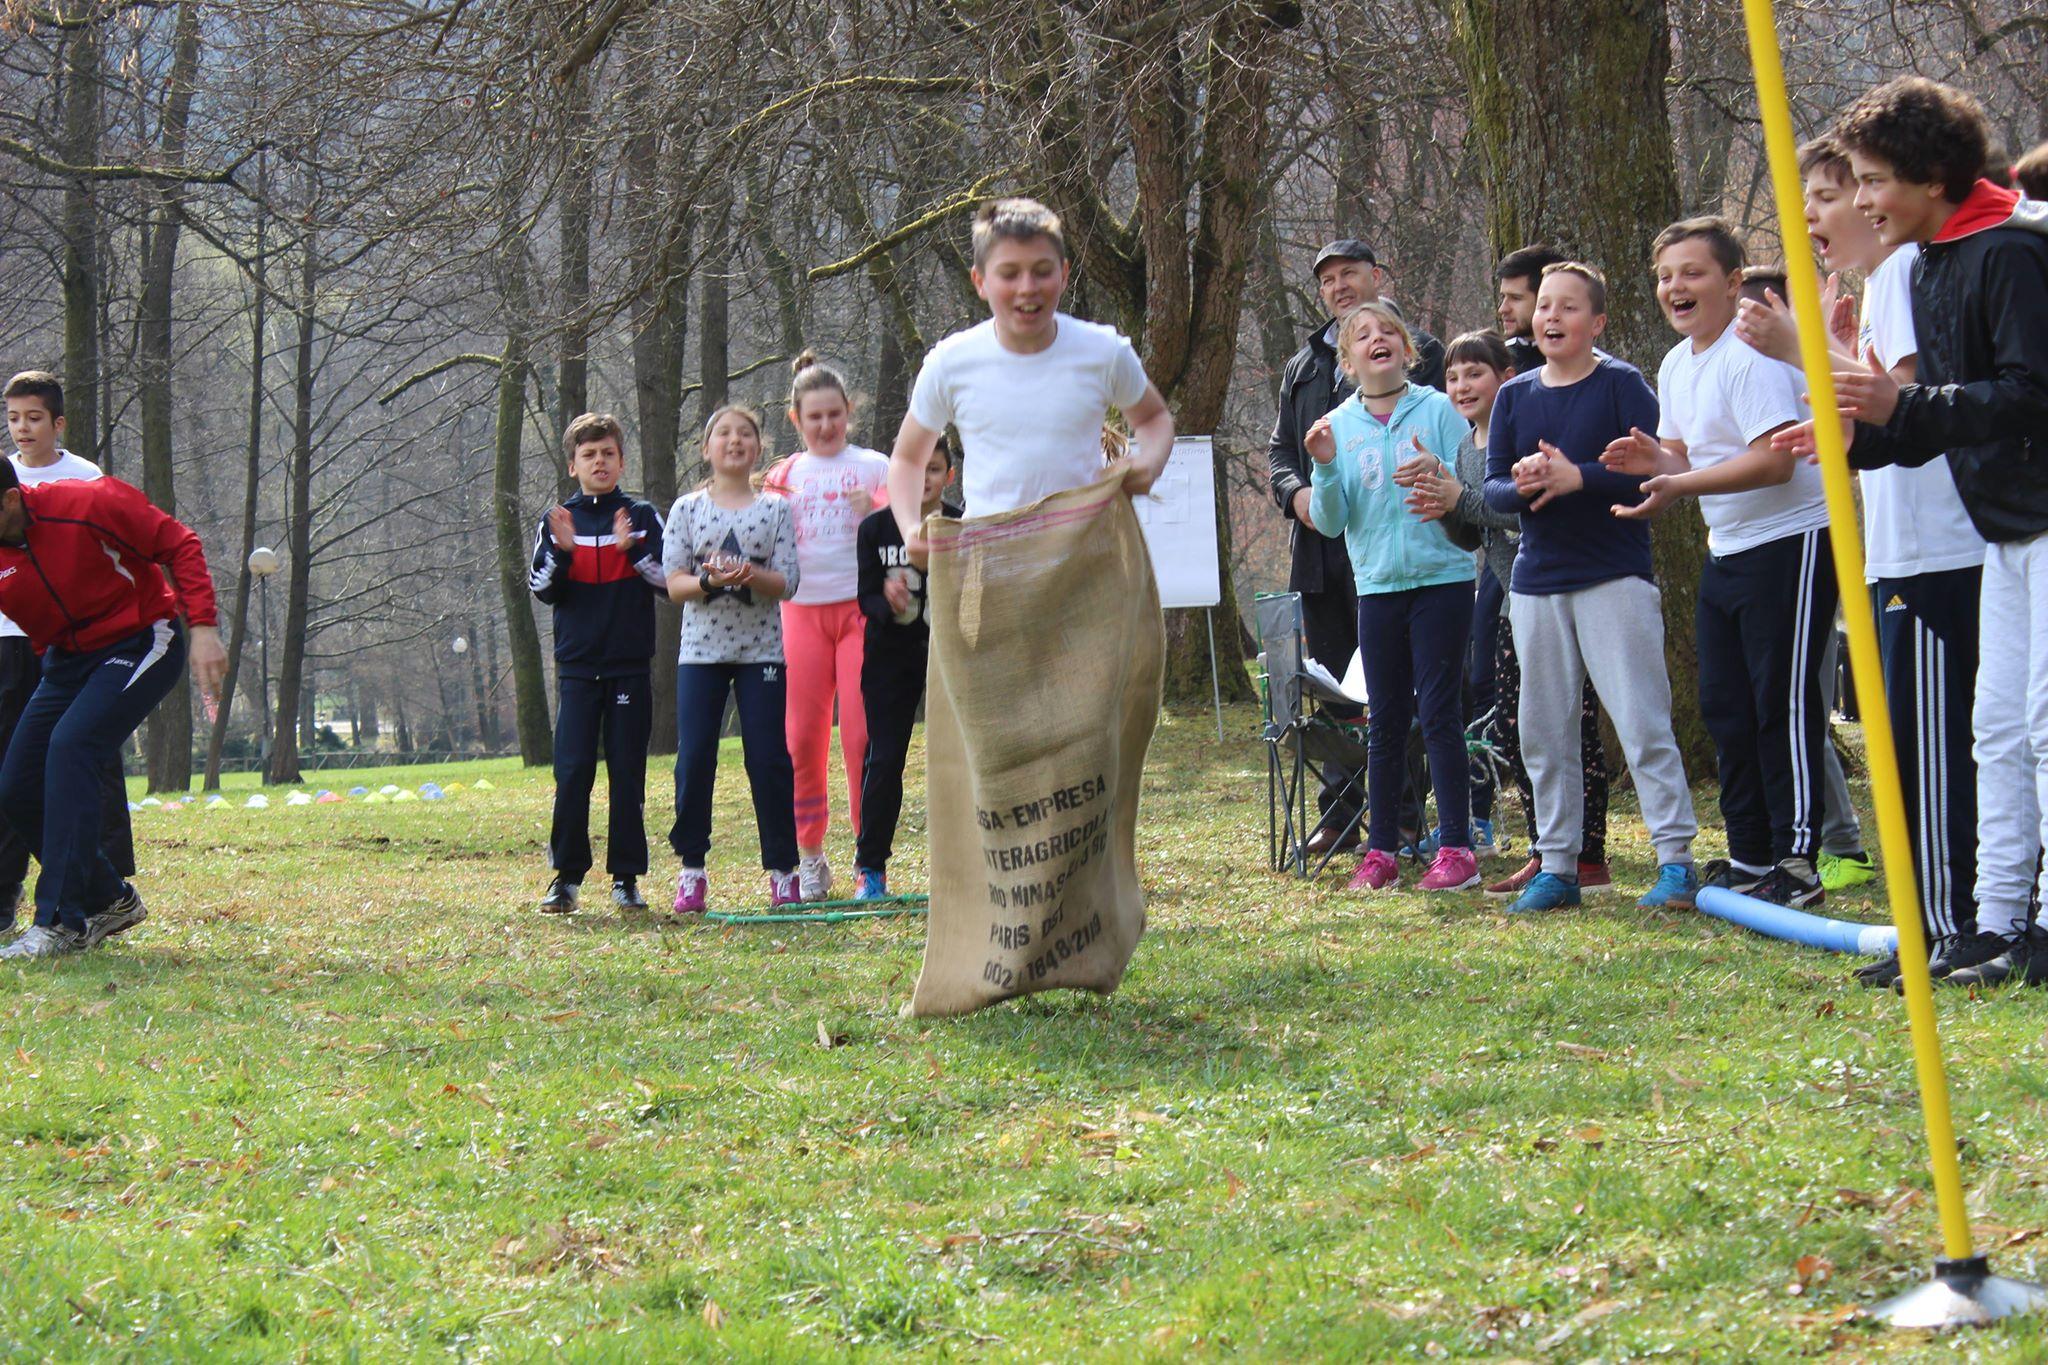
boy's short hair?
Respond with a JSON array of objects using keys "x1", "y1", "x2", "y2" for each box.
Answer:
[
  {"x1": 563, "y1": 411, "x2": 625, "y2": 458},
  {"x1": 1738, "y1": 263, "x2": 1788, "y2": 305},
  {"x1": 1651, "y1": 215, "x2": 1746, "y2": 274},
  {"x1": 1539, "y1": 261, "x2": 1607, "y2": 315},
  {"x1": 971, "y1": 198, "x2": 1066, "y2": 269},
  {"x1": 1444, "y1": 329, "x2": 1514, "y2": 373},
  {"x1": 3, "y1": 371, "x2": 64, "y2": 419},
  {"x1": 1797, "y1": 134, "x2": 1853, "y2": 186},
  {"x1": 1835, "y1": 77, "x2": 1990, "y2": 203},
  {"x1": 2017, "y1": 140, "x2": 2048, "y2": 201},
  {"x1": 1335, "y1": 301, "x2": 1417, "y2": 371},
  {"x1": 1494, "y1": 244, "x2": 1565, "y2": 289}
]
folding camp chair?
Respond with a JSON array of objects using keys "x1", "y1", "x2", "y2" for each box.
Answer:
[{"x1": 1257, "y1": 592, "x2": 1370, "y2": 877}]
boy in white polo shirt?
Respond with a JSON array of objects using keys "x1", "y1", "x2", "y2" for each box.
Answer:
[
  {"x1": 0, "y1": 371, "x2": 133, "y2": 933},
  {"x1": 886, "y1": 198, "x2": 1173, "y2": 526},
  {"x1": 1602, "y1": 219, "x2": 1836, "y2": 908}
]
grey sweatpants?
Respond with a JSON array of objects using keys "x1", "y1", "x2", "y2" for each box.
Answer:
[
  {"x1": 1510, "y1": 577, "x2": 1699, "y2": 875},
  {"x1": 1818, "y1": 627, "x2": 1864, "y2": 858}
]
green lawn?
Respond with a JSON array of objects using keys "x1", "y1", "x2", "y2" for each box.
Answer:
[{"x1": 11, "y1": 708, "x2": 2048, "y2": 1359}]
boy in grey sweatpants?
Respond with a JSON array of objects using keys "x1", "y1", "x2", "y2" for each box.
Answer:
[{"x1": 1481, "y1": 262, "x2": 1700, "y2": 912}]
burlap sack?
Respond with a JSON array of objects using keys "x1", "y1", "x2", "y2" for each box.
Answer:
[{"x1": 908, "y1": 470, "x2": 1164, "y2": 1017}]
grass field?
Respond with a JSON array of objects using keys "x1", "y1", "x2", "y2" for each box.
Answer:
[{"x1": 10, "y1": 706, "x2": 2048, "y2": 1360}]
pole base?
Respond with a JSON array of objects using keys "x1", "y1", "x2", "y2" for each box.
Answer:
[{"x1": 1867, "y1": 1256, "x2": 2048, "y2": 1330}]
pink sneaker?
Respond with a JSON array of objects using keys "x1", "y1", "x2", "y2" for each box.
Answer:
[
  {"x1": 769, "y1": 870, "x2": 802, "y2": 907},
  {"x1": 673, "y1": 868, "x2": 708, "y2": 915},
  {"x1": 1348, "y1": 849, "x2": 1400, "y2": 891},
  {"x1": 1420, "y1": 846, "x2": 1480, "y2": 891}
]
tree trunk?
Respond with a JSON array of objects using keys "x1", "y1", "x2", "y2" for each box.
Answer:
[
  {"x1": 556, "y1": 80, "x2": 594, "y2": 431},
  {"x1": 58, "y1": 14, "x2": 101, "y2": 463},
  {"x1": 496, "y1": 298, "x2": 554, "y2": 766},
  {"x1": 266, "y1": 229, "x2": 318, "y2": 787},
  {"x1": 468, "y1": 618, "x2": 495, "y2": 751},
  {"x1": 1446, "y1": 0, "x2": 1714, "y2": 776},
  {"x1": 205, "y1": 154, "x2": 268, "y2": 791},
  {"x1": 140, "y1": 2, "x2": 202, "y2": 794}
]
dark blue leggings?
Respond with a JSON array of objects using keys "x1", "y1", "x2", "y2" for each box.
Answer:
[
  {"x1": 1357, "y1": 581, "x2": 1473, "y2": 854},
  {"x1": 0, "y1": 623, "x2": 184, "y2": 931},
  {"x1": 670, "y1": 662, "x2": 799, "y2": 872}
]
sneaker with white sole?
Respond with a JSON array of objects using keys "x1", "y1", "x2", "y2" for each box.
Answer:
[
  {"x1": 673, "y1": 868, "x2": 708, "y2": 915},
  {"x1": 797, "y1": 854, "x2": 833, "y2": 903},
  {"x1": 0, "y1": 923, "x2": 86, "y2": 960},
  {"x1": 81, "y1": 884, "x2": 148, "y2": 948},
  {"x1": 1419, "y1": 846, "x2": 1479, "y2": 891},
  {"x1": 769, "y1": 870, "x2": 803, "y2": 907}
]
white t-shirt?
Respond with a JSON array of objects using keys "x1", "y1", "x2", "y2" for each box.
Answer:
[
  {"x1": 1657, "y1": 325, "x2": 1826, "y2": 556},
  {"x1": 761, "y1": 446, "x2": 890, "y2": 605},
  {"x1": 1, "y1": 449, "x2": 103, "y2": 639},
  {"x1": 1855, "y1": 244, "x2": 1984, "y2": 581},
  {"x1": 907, "y1": 314, "x2": 1150, "y2": 517}
]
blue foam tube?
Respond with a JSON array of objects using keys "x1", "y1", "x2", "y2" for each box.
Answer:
[{"x1": 1695, "y1": 885, "x2": 1900, "y2": 957}]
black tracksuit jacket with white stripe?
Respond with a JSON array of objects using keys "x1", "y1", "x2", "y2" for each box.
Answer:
[{"x1": 528, "y1": 489, "x2": 665, "y2": 680}]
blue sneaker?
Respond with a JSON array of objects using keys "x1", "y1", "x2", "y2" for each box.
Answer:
[
  {"x1": 1506, "y1": 871, "x2": 1580, "y2": 914},
  {"x1": 854, "y1": 867, "x2": 888, "y2": 901},
  {"x1": 1470, "y1": 818, "x2": 1496, "y2": 856},
  {"x1": 1403, "y1": 828, "x2": 1444, "y2": 860},
  {"x1": 1637, "y1": 861, "x2": 1699, "y2": 910}
]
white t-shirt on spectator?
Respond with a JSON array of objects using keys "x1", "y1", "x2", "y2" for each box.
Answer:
[
  {"x1": 908, "y1": 314, "x2": 1150, "y2": 518},
  {"x1": 1856, "y1": 244, "x2": 1984, "y2": 580},
  {"x1": 1, "y1": 449, "x2": 103, "y2": 639},
  {"x1": 762, "y1": 446, "x2": 891, "y2": 605},
  {"x1": 1657, "y1": 324, "x2": 1826, "y2": 557}
]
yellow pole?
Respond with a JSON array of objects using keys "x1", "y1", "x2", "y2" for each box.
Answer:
[{"x1": 1739, "y1": 0, "x2": 1974, "y2": 1261}]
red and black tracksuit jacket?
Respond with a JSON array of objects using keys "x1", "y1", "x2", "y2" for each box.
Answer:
[
  {"x1": 528, "y1": 489, "x2": 665, "y2": 679},
  {"x1": 0, "y1": 477, "x2": 218, "y2": 654}
]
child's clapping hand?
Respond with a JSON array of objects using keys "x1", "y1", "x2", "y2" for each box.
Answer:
[
  {"x1": 1599, "y1": 428, "x2": 1663, "y2": 476},
  {"x1": 1512, "y1": 441, "x2": 1583, "y2": 510},
  {"x1": 1304, "y1": 415, "x2": 1338, "y2": 465},
  {"x1": 1393, "y1": 436, "x2": 1458, "y2": 521}
]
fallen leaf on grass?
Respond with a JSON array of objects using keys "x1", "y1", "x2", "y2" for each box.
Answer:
[
  {"x1": 1786, "y1": 1254, "x2": 1835, "y2": 1294},
  {"x1": 815, "y1": 1020, "x2": 847, "y2": 1049},
  {"x1": 1556, "y1": 1042, "x2": 1609, "y2": 1060},
  {"x1": 1573, "y1": 1125, "x2": 1606, "y2": 1148},
  {"x1": 701, "y1": 1300, "x2": 727, "y2": 1329},
  {"x1": 1224, "y1": 1169, "x2": 1245, "y2": 1201}
]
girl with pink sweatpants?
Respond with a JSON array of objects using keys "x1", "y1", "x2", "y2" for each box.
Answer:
[{"x1": 762, "y1": 350, "x2": 891, "y2": 901}]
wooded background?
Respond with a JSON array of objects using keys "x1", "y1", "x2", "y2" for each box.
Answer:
[{"x1": 1, "y1": 0, "x2": 2041, "y2": 791}]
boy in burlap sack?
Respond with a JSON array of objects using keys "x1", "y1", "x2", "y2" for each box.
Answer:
[{"x1": 886, "y1": 198, "x2": 1176, "y2": 1016}]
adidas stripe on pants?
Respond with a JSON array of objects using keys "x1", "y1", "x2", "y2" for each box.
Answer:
[
  {"x1": 1696, "y1": 527, "x2": 1838, "y2": 867},
  {"x1": 1873, "y1": 567, "x2": 1980, "y2": 939}
]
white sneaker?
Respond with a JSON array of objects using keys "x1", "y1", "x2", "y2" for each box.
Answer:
[
  {"x1": 797, "y1": 854, "x2": 833, "y2": 903},
  {"x1": 82, "y1": 884, "x2": 148, "y2": 948},
  {"x1": 0, "y1": 924, "x2": 87, "y2": 960}
]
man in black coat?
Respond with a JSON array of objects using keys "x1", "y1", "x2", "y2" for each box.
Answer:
[{"x1": 1266, "y1": 239, "x2": 1444, "y2": 856}]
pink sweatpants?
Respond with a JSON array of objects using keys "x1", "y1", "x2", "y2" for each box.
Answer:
[{"x1": 782, "y1": 599, "x2": 868, "y2": 848}]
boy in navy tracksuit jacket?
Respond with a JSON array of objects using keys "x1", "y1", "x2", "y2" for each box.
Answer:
[
  {"x1": 529, "y1": 414, "x2": 665, "y2": 914},
  {"x1": 0, "y1": 469, "x2": 227, "y2": 959},
  {"x1": 850, "y1": 442, "x2": 955, "y2": 899}
]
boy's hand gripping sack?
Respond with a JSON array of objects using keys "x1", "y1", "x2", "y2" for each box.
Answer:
[{"x1": 910, "y1": 471, "x2": 1164, "y2": 1017}]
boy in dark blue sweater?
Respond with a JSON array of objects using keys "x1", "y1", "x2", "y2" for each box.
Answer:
[
  {"x1": 1482, "y1": 262, "x2": 1699, "y2": 913},
  {"x1": 529, "y1": 413, "x2": 666, "y2": 914}
]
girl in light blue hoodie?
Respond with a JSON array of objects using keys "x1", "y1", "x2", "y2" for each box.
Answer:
[{"x1": 1306, "y1": 302, "x2": 1479, "y2": 893}]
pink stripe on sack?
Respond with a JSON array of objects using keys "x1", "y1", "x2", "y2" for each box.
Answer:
[{"x1": 929, "y1": 496, "x2": 1115, "y2": 553}]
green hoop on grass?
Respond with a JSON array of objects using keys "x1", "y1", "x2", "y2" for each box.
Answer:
[{"x1": 702, "y1": 894, "x2": 930, "y2": 926}]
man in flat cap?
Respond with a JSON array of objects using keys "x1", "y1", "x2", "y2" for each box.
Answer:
[{"x1": 1266, "y1": 239, "x2": 1444, "y2": 859}]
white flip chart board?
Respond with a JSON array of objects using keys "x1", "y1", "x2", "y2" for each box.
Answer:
[{"x1": 1133, "y1": 435, "x2": 1221, "y2": 609}]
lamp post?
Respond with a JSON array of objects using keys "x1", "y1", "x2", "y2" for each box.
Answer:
[{"x1": 248, "y1": 547, "x2": 279, "y2": 762}]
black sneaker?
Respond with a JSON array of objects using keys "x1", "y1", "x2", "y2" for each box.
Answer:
[
  {"x1": 1943, "y1": 924, "x2": 2048, "y2": 989},
  {"x1": 1699, "y1": 859, "x2": 1767, "y2": 894},
  {"x1": 538, "y1": 877, "x2": 580, "y2": 915},
  {"x1": 81, "y1": 883, "x2": 148, "y2": 948},
  {"x1": 1861, "y1": 929, "x2": 2013, "y2": 991},
  {"x1": 1749, "y1": 857, "x2": 1823, "y2": 909},
  {"x1": 611, "y1": 877, "x2": 647, "y2": 911},
  {"x1": 1854, "y1": 952, "x2": 1903, "y2": 989}
]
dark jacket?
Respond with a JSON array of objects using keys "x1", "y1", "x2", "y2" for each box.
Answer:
[
  {"x1": 1848, "y1": 182, "x2": 2048, "y2": 544},
  {"x1": 1267, "y1": 314, "x2": 1446, "y2": 594},
  {"x1": 528, "y1": 488, "x2": 666, "y2": 678},
  {"x1": 855, "y1": 504, "x2": 956, "y2": 648}
]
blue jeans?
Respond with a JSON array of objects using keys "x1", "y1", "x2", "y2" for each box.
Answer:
[
  {"x1": 670, "y1": 662, "x2": 799, "y2": 871},
  {"x1": 0, "y1": 623, "x2": 184, "y2": 931},
  {"x1": 1357, "y1": 581, "x2": 1473, "y2": 854}
]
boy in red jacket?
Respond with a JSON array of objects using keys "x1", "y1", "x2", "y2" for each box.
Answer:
[{"x1": 0, "y1": 463, "x2": 225, "y2": 959}]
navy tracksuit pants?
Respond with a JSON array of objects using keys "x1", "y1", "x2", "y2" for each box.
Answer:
[
  {"x1": 670, "y1": 662, "x2": 798, "y2": 872},
  {"x1": 549, "y1": 672, "x2": 651, "y2": 881},
  {"x1": 0, "y1": 635, "x2": 134, "y2": 894},
  {"x1": 0, "y1": 623, "x2": 182, "y2": 932},
  {"x1": 1696, "y1": 528, "x2": 1838, "y2": 868},
  {"x1": 1874, "y1": 567, "x2": 1981, "y2": 938},
  {"x1": 1357, "y1": 580, "x2": 1473, "y2": 854},
  {"x1": 857, "y1": 635, "x2": 926, "y2": 872}
]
